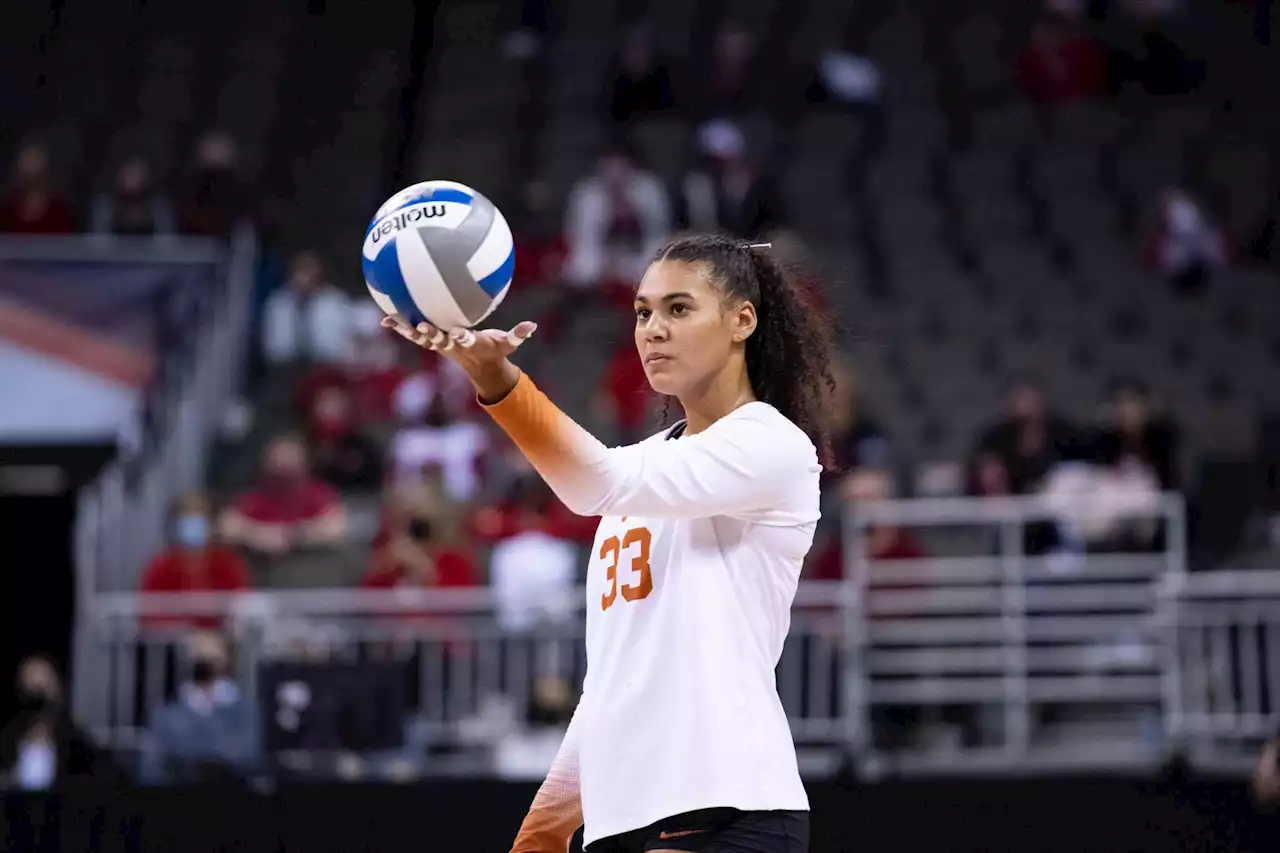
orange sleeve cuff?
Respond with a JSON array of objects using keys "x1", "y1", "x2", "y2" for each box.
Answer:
[{"x1": 480, "y1": 371, "x2": 571, "y2": 464}]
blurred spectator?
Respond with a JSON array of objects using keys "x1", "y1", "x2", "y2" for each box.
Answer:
[
  {"x1": 391, "y1": 385, "x2": 490, "y2": 503},
  {"x1": 1015, "y1": 0, "x2": 1109, "y2": 104},
  {"x1": 220, "y1": 434, "x2": 347, "y2": 558},
  {"x1": 1, "y1": 655, "x2": 108, "y2": 790},
  {"x1": 0, "y1": 143, "x2": 75, "y2": 234},
  {"x1": 807, "y1": 48, "x2": 884, "y2": 109},
  {"x1": 473, "y1": 474, "x2": 598, "y2": 547},
  {"x1": 307, "y1": 385, "x2": 382, "y2": 490},
  {"x1": 490, "y1": 502, "x2": 578, "y2": 634},
  {"x1": 592, "y1": 340, "x2": 653, "y2": 445},
  {"x1": 178, "y1": 131, "x2": 249, "y2": 237},
  {"x1": 503, "y1": 0, "x2": 549, "y2": 60},
  {"x1": 807, "y1": 469, "x2": 925, "y2": 580},
  {"x1": 1092, "y1": 380, "x2": 1179, "y2": 489},
  {"x1": 394, "y1": 355, "x2": 476, "y2": 422},
  {"x1": 969, "y1": 380, "x2": 1082, "y2": 496},
  {"x1": 140, "y1": 632, "x2": 257, "y2": 784},
  {"x1": 140, "y1": 493, "x2": 251, "y2": 629},
  {"x1": 564, "y1": 141, "x2": 671, "y2": 291},
  {"x1": 826, "y1": 358, "x2": 892, "y2": 474},
  {"x1": 607, "y1": 24, "x2": 675, "y2": 123},
  {"x1": 766, "y1": 229, "x2": 830, "y2": 312},
  {"x1": 262, "y1": 250, "x2": 355, "y2": 367},
  {"x1": 696, "y1": 19, "x2": 760, "y2": 116},
  {"x1": 361, "y1": 512, "x2": 478, "y2": 591},
  {"x1": 373, "y1": 479, "x2": 468, "y2": 553},
  {"x1": 1040, "y1": 457, "x2": 1161, "y2": 551},
  {"x1": 1145, "y1": 188, "x2": 1227, "y2": 297},
  {"x1": 296, "y1": 304, "x2": 407, "y2": 437},
  {"x1": 674, "y1": 119, "x2": 784, "y2": 239},
  {"x1": 1107, "y1": 0, "x2": 1204, "y2": 95},
  {"x1": 89, "y1": 156, "x2": 175, "y2": 236},
  {"x1": 494, "y1": 677, "x2": 577, "y2": 779}
]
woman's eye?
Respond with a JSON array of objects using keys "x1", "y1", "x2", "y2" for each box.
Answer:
[
  {"x1": 635, "y1": 308, "x2": 651, "y2": 321},
  {"x1": 670, "y1": 304, "x2": 688, "y2": 315}
]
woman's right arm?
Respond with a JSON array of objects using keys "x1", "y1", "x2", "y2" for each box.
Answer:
[{"x1": 509, "y1": 700, "x2": 586, "y2": 853}]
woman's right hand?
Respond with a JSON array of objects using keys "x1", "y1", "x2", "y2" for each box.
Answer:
[{"x1": 381, "y1": 314, "x2": 536, "y2": 402}]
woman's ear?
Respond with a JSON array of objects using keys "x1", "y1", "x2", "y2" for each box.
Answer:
[{"x1": 731, "y1": 300, "x2": 757, "y2": 343}]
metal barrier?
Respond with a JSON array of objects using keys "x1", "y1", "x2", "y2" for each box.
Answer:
[
  {"x1": 1160, "y1": 569, "x2": 1280, "y2": 772},
  {"x1": 845, "y1": 494, "x2": 1186, "y2": 772},
  {"x1": 79, "y1": 582, "x2": 854, "y2": 756},
  {"x1": 75, "y1": 493, "x2": 1280, "y2": 777}
]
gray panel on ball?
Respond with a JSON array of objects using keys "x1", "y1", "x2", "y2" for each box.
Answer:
[{"x1": 416, "y1": 194, "x2": 499, "y2": 324}]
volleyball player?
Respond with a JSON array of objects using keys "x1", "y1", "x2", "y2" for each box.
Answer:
[{"x1": 384, "y1": 233, "x2": 835, "y2": 853}]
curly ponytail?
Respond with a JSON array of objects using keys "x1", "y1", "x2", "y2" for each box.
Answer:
[{"x1": 653, "y1": 233, "x2": 837, "y2": 458}]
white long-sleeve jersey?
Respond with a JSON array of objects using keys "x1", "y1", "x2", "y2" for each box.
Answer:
[{"x1": 490, "y1": 375, "x2": 819, "y2": 851}]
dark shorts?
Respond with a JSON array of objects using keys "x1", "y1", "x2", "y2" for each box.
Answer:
[{"x1": 585, "y1": 808, "x2": 809, "y2": 853}]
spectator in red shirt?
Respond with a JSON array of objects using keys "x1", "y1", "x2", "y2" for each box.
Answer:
[
  {"x1": 220, "y1": 434, "x2": 347, "y2": 557},
  {"x1": 472, "y1": 474, "x2": 597, "y2": 547},
  {"x1": 295, "y1": 306, "x2": 408, "y2": 433},
  {"x1": 361, "y1": 512, "x2": 479, "y2": 625},
  {"x1": 139, "y1": 493, "x2": 250, "y2": 629},
  {"x1": 361, "y1": 513, "x2": 478, "y2": 591},
  {"x1": 0, "y1": 144, "x2": 75, "y2": 235},
  {"x1": 1015, "y1": 1, "x2": 1108, "y2": 104}
]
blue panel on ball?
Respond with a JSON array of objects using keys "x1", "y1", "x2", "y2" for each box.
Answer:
[
  {"x1": 365, "y1": 188, "x2": 475, "y2": 234},
  {"x1": 427, "y1": 188, "x2": 473, "y2": 205},
  {"x1": 475, "y1": 245, "x2": 516, "y2": 298},
  {"x1": 369, "y1": 239, "x2": 428, "y2": 326}
]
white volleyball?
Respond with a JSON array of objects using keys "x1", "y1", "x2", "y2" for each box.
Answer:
[{"x1": 361, "y1": 180, "x2": 515, "y2": 329}]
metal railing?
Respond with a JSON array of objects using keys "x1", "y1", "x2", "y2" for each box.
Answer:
[
  {"x1": 14, "y1": 230, "x2": 262, "y2": 727},
  {"x1": 844, "y1": 493, "x2": 1187, "y2": 773},
  {"x1": 73, "y1": 493, "x2": 1280, "y2": 776},
  {"x1": 1160, "y1": 569, "x2": 1280, "y2": 771}
]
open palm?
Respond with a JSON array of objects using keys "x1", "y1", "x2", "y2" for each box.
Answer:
[{"x1": 380, "y1": 313, "x2": 537, "y2": 370}]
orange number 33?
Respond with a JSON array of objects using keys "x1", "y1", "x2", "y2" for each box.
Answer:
[{"x1": 600, "y1": 527, "x2": 654, "y2": 611}]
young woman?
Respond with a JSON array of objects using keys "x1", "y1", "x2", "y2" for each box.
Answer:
[{"x1": 384, "y1": 233, "x2": 835, "y2": 853}]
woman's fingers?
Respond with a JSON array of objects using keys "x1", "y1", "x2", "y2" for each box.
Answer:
[
  {"x1": 380, "y1": 314, "x2": 538, "y2": 356},
  {"x1": 505, "y1": 321, "x2": 537, "y2": 349}
]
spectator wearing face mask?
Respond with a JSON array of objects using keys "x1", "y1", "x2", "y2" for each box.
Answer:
[
  {"x1": 1, "y1": 655, "x2": 109, "y2": 791},
  {"x1": 220, "y1": 434, "x2": 347, "y2": 558},
  {"x1": 361, "y1": 513, "x2": 478, "y2": 593},
  {"x1": 140, "y1": 493, "x2": 251, "y2": 629},
  {"x1": 89, "y1": 156, "x2": 175, "y2": 237},
  {"x1": 139, "y1": 633, "x2": 258, "y2": 785}
]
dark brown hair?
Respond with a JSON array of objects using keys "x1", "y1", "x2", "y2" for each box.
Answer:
[{"x1": 652, "y1": 233, "x2": 837, "y2": 457}]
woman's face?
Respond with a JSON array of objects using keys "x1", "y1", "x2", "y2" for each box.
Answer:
[{"x1": 633, "y1": 261, "x2": 754, "y2": 398}]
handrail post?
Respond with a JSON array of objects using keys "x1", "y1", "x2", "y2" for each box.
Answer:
[
  {"x1": 999, "y1": 511, "x2": 1030, "y2": 758},
  {"x1": 842, "y1": 503, "x2": 871, "y2": 772}
]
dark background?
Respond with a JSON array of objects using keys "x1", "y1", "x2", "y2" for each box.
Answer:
[{"x1": 4, "y1": 777, "x2": 1280, "y2": 853}]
